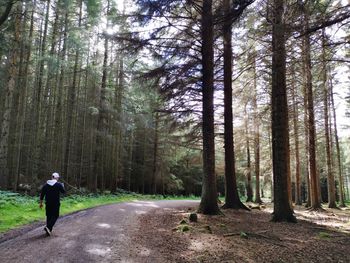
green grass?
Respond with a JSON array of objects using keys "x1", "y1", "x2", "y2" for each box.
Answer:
[{"x1": 0, "y1": 191, "x2": 199, "y2": 233}]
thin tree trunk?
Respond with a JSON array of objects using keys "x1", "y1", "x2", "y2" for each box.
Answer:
[
  {"x1": 302, "y1": 58, "x2": 311, "y2": 207},
  {"x1": 252, "y1": 50, "x2": 262, "y2": 204},
  {"x1": 10, "y1": 2, "x2": 27, "y2": 189},
  {"x1": 268, "y1": 126, "x2": 273, "y2": 202},
  {"x1": 222, "y1": 0, "x2": 248, "y2": 210},
  {"x1": 47, "y1": 0, "x2": 60, "y2": 170},
  {"x1": 142, "y1": 130, "x2": 147, "y2": 194},
  {"x1": 321, "y1": 30, "x2": 336, "y2": 208},
  {"x1": 303, "y1": 5, "x2": 321, "y2": 209},
  {"x1": 245, "y1": 104, "x2": 253, "y2": 202},
  {"x1": 111, "y1": 57, "x2": 124, "y2": 192},
  {"x1": 152, "y1": 112, "x2": 159, "y2": 194},
  {"x1": 127, "y1": 130, "x2": 134, "y2": 192},
  {"x1": 93, "y1": 34, "x2": 109, "y2": 192},
  {"x1": 53, "y1": 5, "x2": 69, "y2": 172},
  {"x1": 329, "y1": 73, "x2": 346, "y2": 207},
  {"x1": 291, "y1": 69, "x2": 302, "y2": 205},
  {"x1": 63, "y1": 0, "x2": 83, "y2": 181}
]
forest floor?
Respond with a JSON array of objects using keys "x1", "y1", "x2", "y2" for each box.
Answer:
[
  {"x1": 132, "y1": 202, "x2": 350, "y2": 263},
  {"x1": 0, "y1": 200, "x2": 349, "y2": 262}
]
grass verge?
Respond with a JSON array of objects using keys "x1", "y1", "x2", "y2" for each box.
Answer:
[{"x1": 0, "y1": 190, "x2": 199, "y2": 233}]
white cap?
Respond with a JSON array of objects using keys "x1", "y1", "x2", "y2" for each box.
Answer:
[{"x1": 52, "y1": 172, "x2": 60, "y2": 179}]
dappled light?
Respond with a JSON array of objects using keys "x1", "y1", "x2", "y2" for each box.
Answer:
[
  {"x1": 128, "y1": 201, "x2": 160, "y2": 208},
  {"x1": 96, "y1": 223, "x2": 111, "y2": 229},
  {"x1": 85, "y1": 244, "x2": 111, "y2": 257}
]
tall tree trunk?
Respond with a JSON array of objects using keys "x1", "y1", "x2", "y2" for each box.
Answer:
[
  {"x1": 141, "y1": 130, "x2": 147, "y2": 194},
  {"x1": 111, "y1": 57, "x2": 124, "y2": 192},
  {"x1": 38, "y1": 0, "x2": 60, "y2": 179},
  {"x1": 329, "y1": 74, "x2": 346, "y2": 207},
  {"x1": 63, "y1": 0, "x2": 83, "y2": 181},
  {"x1": 303, "y1": 5, "x2": 321, "y2": 209},
  {"x1": 0, "y1": 2, "x2": 20, "y2": 189},
  {"x1": 152, "y1": 112, "x2": 159, "y2": 194},
  {"x1": 291, "y1": 69, "x2": 302, "y2": 205},
  {"x1": 321, "y1": 30, "x2": 336, "y2": 208},
  {"x1": 127, "y1": 130, "x2": 134, "y2": 192},
  {"x1": 271, "y1": 0, "x2": 295, "y2": 222},
  {"x1": 245, "y1": 105, "x2": 253, "y2": 202},
  {"x1": 10, "y1": 2, "x2": 26, "y2": 189},
  {"x1": 53, "y1": 4, "x2": 69, "y2": 173},
  {"x1": 251, "y1": 50, "x2": 262, "y2": 204},
  {"x1": 222, "y1": 0, "x2": 248, "y2": 210},
  {"x1": 268, "y1": 126, "x2": 274, "y2": 201},
  {"x1": 198, "y1": 0, "x2": 220, "y2": 215},
  {"x1": 302, "y1": 58, "x2": 311, "y2": 207},
  {"x1": 93, "y1": 31, "x2": 109, "y2": 192},
  {"x1": 30, "y1": 0, "x2": 51, "y2": 179},
  {"x1": 14, "y1": 0, "x2": 35, "y2": 191},
  {"x1": 47, "y1": 0, "x2": 60, "y2": 170}
]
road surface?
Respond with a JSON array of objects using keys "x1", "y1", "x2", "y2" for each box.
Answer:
[{"x1": 0, "y1": 200, "x2": 198, "y2": 263}]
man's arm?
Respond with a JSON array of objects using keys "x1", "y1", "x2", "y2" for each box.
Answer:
[
  {"x1": 59, "y1": 182, "x2": 66, "y2": 194},
  {"x1": 39, "y1": 185, "x2": 46, "y2": 208}
]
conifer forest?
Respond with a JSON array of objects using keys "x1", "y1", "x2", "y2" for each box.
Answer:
[{"x1": 0, "y1": 0, "x2": 350, "y2": 221}]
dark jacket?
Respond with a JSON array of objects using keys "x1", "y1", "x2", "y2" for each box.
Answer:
[{"x1": 40, "y1": 180, "x2": 65, "y2": 205}]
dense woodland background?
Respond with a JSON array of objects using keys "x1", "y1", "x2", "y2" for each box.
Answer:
[{"x1": 0, "y1": 0, "x2": 349, "y2": 218}]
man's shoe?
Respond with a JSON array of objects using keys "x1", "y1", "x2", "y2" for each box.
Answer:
[{"x1": 44, "y1": 226, "x2": 51, "y2": 236}]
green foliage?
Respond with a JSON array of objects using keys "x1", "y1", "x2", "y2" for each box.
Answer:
[
  {"x1": 180, "y1": 225, "x2": 190, "y2": 232},
  {"x1": 84, "y1": 0, "x2": 102, "y2": 25},
  {"x1": 176, "y1": 224, "x2": 190, "y2": 232},
  {"x1": 169, "y1": 151, "x2": 203, "y2": 196},
  {"x1": 318, "y1": 232, "x2": 331, "y2": 239},
  {"x1": 179, "y1": 219, "x2": 187, "y2": 224},
  {"x1": 240, "y1": 231, "x2": 248, "y2": 239}
]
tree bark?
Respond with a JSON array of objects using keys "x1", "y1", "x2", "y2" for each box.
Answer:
[
  {"x1": 329, "y1": 73, "x2": 346, "y2": 207},
  {"x1": 30, "y1": 0, "x2": 51, "y2": 178},
  {"x1": 0, "y1": 2, "x2": 20, "y2": 188},
  {"x1": 291, "y1": 68, "x2": 302, "y2": 205},
  {"x1": 152, "y1": 111, "x2": 159, "y2": 194},
  {"x1": 222, "y1": 0, "x2": 248, "y2": 210},
  {"x1": 271, "y1": 0, "x2": 296, "y2": 222},
  {"x1": 302, "y1": 55, "x2": 311, "y2": 207},
  {"x1": 198, "y1": 0, "x2": 220, "y2": 215},
  {"x1": 303, "y1": 4, "x2": 321, "y2": 209},
  {"x1": 63, "y1": 0, "x2": 83, "y2": 181},
  {"x1": 14, "y1": 0, "x2": 35, "y2": 191},
  {"x1": 321, "y1": 30, "x2": 336, "y2": 208},
  {"x1": 93, "y1": 30, "x2": 109, "y2": 192},
  {"x1": 245, "y1": 104, "x2": 253, "y2": 202},
  {"x1": 251, "y1": 50, "x2": 262, "y2": 204}
]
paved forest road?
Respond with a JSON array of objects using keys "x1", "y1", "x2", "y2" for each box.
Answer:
[{"x1": 0, "y1": 200, "x2": 198, "y2": 263}]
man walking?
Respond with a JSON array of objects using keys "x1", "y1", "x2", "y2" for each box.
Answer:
[{"x1": 39, "y1": 172, "x2": 65, "y2": 236}]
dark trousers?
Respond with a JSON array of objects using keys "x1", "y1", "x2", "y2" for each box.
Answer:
[{"x1": 46, "y1": 203, "x2": 60, "y2": 231}]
